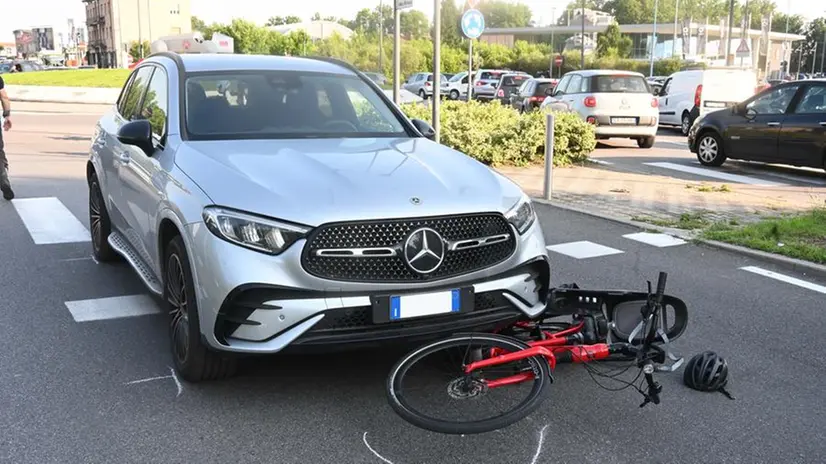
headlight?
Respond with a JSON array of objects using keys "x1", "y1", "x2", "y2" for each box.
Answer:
[
  {"x1": 202, "y1": 206, "x2": 310, "y2": 255},
  {"x1": 505, "y1": 195, "x2": 536, "y2": 234}
]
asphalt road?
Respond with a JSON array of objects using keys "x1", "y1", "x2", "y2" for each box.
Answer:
[{"x1": 1, "y1": 103, "x2": 825, "y2": 464}]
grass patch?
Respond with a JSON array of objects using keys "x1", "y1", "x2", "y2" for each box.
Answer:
[
  {"x1": 686, "y1": 183, "x2": 731, "y2": 193},
  {"x1": 701, "y1": 209, "x2": 826, "y2": 264},
  {"x1": 2, "y1": 69, "x2": 131, "y2": 88},
  {"x1": 632, "y1": 211, "x2": 711, "y2": 230}
]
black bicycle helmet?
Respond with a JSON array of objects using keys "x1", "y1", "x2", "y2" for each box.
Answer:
[{"x1": 683, "y1": 351, "x2": 735, "y2": 400}]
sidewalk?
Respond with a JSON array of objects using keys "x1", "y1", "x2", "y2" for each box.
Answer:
[{"x1": 497, "y1": 162, "x2": 826, "y2": 227}]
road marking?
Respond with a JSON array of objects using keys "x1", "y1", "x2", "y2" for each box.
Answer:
[
  {"x1": 588, "y1": 158, "x2": 614, "y2": 165},
  {"x1": 64, "y1": 294, "x2": 161, "y2": 322},
  {"x1": 125, "y1": 367, "x2": 183, "y2": 397},
  {"x1": 362, "y1": 432, "x2": 394, "y2": 464},
  {"x1": 546, "y1": 241, "x2": 624, "y2": 259},
  {"x1": 740, "y1": 266, "x2": 826, "y2": 295},
  {"x1": 530, "y1": 424, "x2": 550, "y2": 464},
  {"x1": 623, "y1": 232, "x2": 687, "y2": 247},
  {"x1": 11, "y1": 197, "x2": 90, "y2": 244},
  {"x1": 643, "y1": 162, "x2": 787, "y2": 187}
]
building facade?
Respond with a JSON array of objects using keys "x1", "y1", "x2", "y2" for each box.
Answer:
[{"x1": 83, "y1": 0, "x2": 192, "y2": 68}]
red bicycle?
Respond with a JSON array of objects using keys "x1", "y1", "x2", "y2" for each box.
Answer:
[{"x1": 385, "y1": 271, "x2": 689, "y2": 435}]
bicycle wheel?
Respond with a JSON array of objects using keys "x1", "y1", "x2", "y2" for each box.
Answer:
[{"x1": 386, "y1": 333, "x2": 551, "y2": 435}]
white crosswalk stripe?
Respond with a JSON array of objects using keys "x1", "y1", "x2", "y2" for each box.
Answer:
[
  {"x1": 740, "y1": 266, "x2": 826, "y2": 295},
  {"x1": 64, "y1": 295, "x2": 161, "y2": 322},
  {"x1": 11, "y1": 197, "x2": 90, "y2": 244},
  {"x1": 546, "y1": 241, "x2": 624, "y2": 259},
  {"x1": 622, "y1": 232, "x2": 687, "y2": 247},
  {"x1": 644, "y1": 162, "x2": 787, "y2": 187}
]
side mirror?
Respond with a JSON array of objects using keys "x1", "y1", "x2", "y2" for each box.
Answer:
[
  {"x1": 411, "y1": 118, "x2": 436, "y2": 141},
  {"x1": 117, "y1": 119, "x2": 155, "y2": 155},
  {"x1": 744, "y1": 106, "x2": 757, "y2": 120},
  {"x1": 545, "y1": 87, "x2": 554, "y2": 96}
]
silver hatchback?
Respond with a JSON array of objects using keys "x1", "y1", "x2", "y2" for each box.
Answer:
[{"x1": 86, "y1": 51, "x2": 550, "y2": 382}]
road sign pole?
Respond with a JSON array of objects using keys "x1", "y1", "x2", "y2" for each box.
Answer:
[
  {"x1": 468, "y1": 39, "x2": 473, "y2": 101},
  {"x1": 433, "y1": 0, "x2": 441, "y2": 143},
  {"x1": 461, "y1": 6, "x2": 485, "y2": 103},
  {"x1": 544, "y1": 112, "x2": 554, "y2": 200},
  {"x1": 393, "y1": 3, "x2": 400, "y2": 104}
]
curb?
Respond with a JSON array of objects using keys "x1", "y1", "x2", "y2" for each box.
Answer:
[{"x1": 531, "y1": 196, "x2": 826, "y2": 280}]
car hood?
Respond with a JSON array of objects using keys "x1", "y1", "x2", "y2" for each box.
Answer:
[{"x1": 175, "y1": 137, "x2": 525, "y2": 227}]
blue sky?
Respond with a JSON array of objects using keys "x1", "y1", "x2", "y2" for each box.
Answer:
[{"x1": 2, "y1": 1, "x2": 817, "y2": 46}]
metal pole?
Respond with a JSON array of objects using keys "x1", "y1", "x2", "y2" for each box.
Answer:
[
  {"x1": 673, "y1": 0, "x2": 679, "y2": 57},
  {"x1": 822, "y1": 32, "x2": 826, "y2": 74},
  {"x1": 393, "y1": 3, "x2": 400, "y2": 104},
  {"x1": 726, "y1": 0, "x2": 734, "y2": 66},
  {"x1": 433, "y1": 0, "x2": 441, "y2": 143},
  {"x1": 580, "y1": 0, "x2": 585, "y2": 68},
  {"x1": 137, "y1": 0, "x2": 142, "y2": 59},
  {"x1": 379, "y1": 0, "x2": 384, "y2": 73},
  {"x1": 796, "y1": 47, "x2": 802, "y2": 77},
  {"x1": 543, "y1": 112, "x2": 554, "y2": 200},
  {"x1": 468, "y1": 40, "x2": 473, "y2": 100},
  {"x1": 813, "y1": 42, "x2": 818, "y2": 75},
  {"x1": 650, "y1": 0, "x2": 659, "y2": 77},
  {"x1": 549, "y1": 7, "x2": 556, "y2": 77}
]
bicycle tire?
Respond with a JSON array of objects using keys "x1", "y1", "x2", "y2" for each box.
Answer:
[{"x1": 386, "y1": 333, "x2": 551, "y2": 435}]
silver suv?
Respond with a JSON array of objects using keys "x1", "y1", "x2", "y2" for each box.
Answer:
[{"x1": 86, "y1": 50, "x2": 550, "y2": 382}]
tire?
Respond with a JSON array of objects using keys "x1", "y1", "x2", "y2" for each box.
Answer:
[
  {"x1": 637, "y1": 136, "x2": 655, "y2": 149},
  {"x1": 386, "y1": 333, "x2": 551, "y2": 435},
  {"x1": 419, "y1": 89, "x2": 427, "y2": 100},
  {"x1": 681, "y1": 112, "x2": 692, "y2": 136},
  {"x1": 696, "y1": 131, "x2": 727, "y2": 167},
  {"x1": 88, "y1": 175, "x2": 119, "y2": 262},
  {"x1": 164, "y1": 235, "x2": 237, "y2": 382},
  {"x1": 449, "y1": 89, "x2": 459, "y2": 100}
]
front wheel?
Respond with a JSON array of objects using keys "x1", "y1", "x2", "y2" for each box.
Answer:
[
  {"x1": 386, "y1": 333, "x2": 551, "y2": 435},
  {"x1": 696, "y1": 132, "x2": 727, "y2": 166},
  {"x1": 88, "y1": 175, "x2": 119, "y2": 262},
  {"x1": 164, "y1": 235, "x2": 238, "y2": 382},
  {"x1": 449, "y1": 89, "x2": 459, "y2": 100}
]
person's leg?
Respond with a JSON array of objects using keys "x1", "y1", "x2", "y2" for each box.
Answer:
[{"x1": 0, "y1": 128, "x2": 14, "y2": 200}]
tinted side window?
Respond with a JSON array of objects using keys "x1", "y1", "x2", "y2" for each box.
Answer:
[
  {"x1": 555, "y1": 75, "x2": 572, "y2": 95},
  {"x1": 138, "y1": 68, "x2": 168, "y2": 138},
  {"x1": 746, "y1": 85, "x2": 799, "y2": 115},
  {"x1": 116, "y1": 73, "x2": 137, "y2": 115},
  {"x1": 792, "y1": 85, "x2": 826, "y2": 114},
  {"x1": 120, "y1": 67, "x2": 154, "y2": 120},
  {"x1": 568, "y1": 75, "x2": 583, "y2": 94}
]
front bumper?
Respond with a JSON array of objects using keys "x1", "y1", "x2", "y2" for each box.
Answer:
[{"x1": 186, "y1": 219, "x2": 550, "y2": 354}]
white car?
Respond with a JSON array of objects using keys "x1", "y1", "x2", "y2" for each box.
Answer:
[
  {"x1": 656, "y1": 68, "x2": 758, "y2": 135},
  {"x1": 541, "y1": 70, "x2": 659, "y2": 148},
  {"x1": 441, "y1": 71, "x2": 474, "y2": 100}
]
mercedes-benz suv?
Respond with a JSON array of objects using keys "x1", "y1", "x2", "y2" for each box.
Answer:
[{"x1": 86, "y1": 48, "x2": 551, "y2": 382}]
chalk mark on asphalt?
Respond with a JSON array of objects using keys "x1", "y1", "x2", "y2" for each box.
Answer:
[
  {"x1": 530, "y1": 424, "x2": 550, "y2": 464},
  {"x1": 362, "y1": 432, "x2": 395, "y2": 464},
  {"x1": 60, "y1": 256, "x2": 95, "y2": 262},
  {"x1": 124, "y1": 367, "x2": 184, "y2": 397}
]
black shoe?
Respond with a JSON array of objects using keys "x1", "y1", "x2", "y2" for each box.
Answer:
[{"x1": 1, "y1": 186, "x2": 13, "y2": 200}]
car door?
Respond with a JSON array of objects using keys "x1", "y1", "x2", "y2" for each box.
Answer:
[
  {"x1": 657, "y1": 77, "x2": 675, "y2": 124},
  {"x1": 777, "y1": 83, "x2": 826, "y2": 168},
  {"x1": 726, "y1": 84, "x2": 801, "y2": 161},
  {"x1": 110, "y1": 65, "x2": 156, "y2": 263}
]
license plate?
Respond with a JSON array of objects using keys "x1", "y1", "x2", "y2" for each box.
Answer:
[
  {"x1": 371, "y1": 288, "x2": 475, "y2": 323},
  {"x1": 611, "y1": 117, "x2": 637, "y2": 125}
]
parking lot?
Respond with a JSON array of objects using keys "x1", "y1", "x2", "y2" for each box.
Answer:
[{"x1": 2, "y1": 103, "x2": 826, "y2": 463}]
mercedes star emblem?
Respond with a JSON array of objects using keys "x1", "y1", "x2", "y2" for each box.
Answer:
[
  {"x1": 410, "y1": 197, "x2": 421, "y2": 205},
  {"x1": 403, "y1": 227, "x2": 445, "y2": 274}
]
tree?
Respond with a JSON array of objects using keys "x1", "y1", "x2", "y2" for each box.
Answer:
[
  {"x1": 311, "y1": 12, "x2": 322, "y2": 21},
  {"x1": 478, "y1": 0, "x2": 532, "y2": 28},
  {"x1": 440, "y1": 0, "x2": 463, "y2": 47},
  {"x1": 191, "y1": 16, "x2": 207, "y2": 32},
  {"x1": 400, "y1": 10, "x2": 429, "y2": 39},
  {"x1": 793, "y1": 17, "x2": 826, "y2": 74},
  {"x1": 128, "y1": 41, "x2": 150, "y2": 60},
  {"x1": 266, "y1": 16, "x2": 302, "y2": 26},
  {"x1": 771, "y1": 12, "x2": 804, "y2": 34},
  {"x1": 596, "y1": 23, "x2": 632, "y2": 58}
]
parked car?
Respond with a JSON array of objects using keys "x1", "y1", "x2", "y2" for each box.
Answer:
[
  {"x1": 363, "y1": 72, "x2": 388, "y2": 86},
  {"x1": 510, "y1": 78, "x2": 558, "y2": 113},
  {"x1": 542, "y1": 70, "x2": 659, "y2": 148},
  {"x1": 472, "y1": 69, "x2": 510, "y2": 101},
  {"x1": 86, "y1": 49, "x2": 552, "y2": 382},
  {"x1": 493, "y1": 73, "x2": 531, "y2": 105},
  {"x1": 657, "y1": 68, "x2": 758, "y2": 135},
  {"x1": 687, "y1": 78, "x2": 826, "y2": 171},
  {"x1": 441, "y1": 71, "x2": 474, "y2": 100},
  {"x1": 403, "y1": 72, "x2": 449, "y2": 99}
]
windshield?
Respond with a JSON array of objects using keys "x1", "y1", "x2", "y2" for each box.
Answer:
[
  {"x1": 184, "y1": 71, "x2": 408, "y2": 140},
  {"x1": 591, "y1": 75, "x2": 650, "y2": 93},
  {"x1": 449, "y1": 72, "x2": 467, "y2": 82}
]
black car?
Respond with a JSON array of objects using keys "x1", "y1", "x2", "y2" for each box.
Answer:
[
  {"x1": 509, "y1": 78, "x2": 558, "y2": 113},
  {"x1": 688, "y1": 79, "x2": 826, "y2": 171},
  {"x1": 493, "y1": 73, "x2": 530, "y2": 105}
]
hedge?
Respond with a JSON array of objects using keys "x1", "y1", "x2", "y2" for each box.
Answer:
[{"x1": 400, "y1": 100, "x2": 596, "y2": 167}]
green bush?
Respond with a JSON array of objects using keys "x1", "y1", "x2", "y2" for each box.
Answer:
[{"x1": 400, "y1": 100, "x2": 595, "y2": 167}]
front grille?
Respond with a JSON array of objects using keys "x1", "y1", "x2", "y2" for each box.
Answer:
[{"x1": 301, "y1": 213, "x2": 516, "y2": 283}]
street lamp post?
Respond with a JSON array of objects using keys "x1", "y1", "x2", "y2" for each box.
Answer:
[
  {"x1": 580, "y1": 0, "x2": 585, "y2": 68},
  {"x1": 549, "y1": 7, "x2": 556, "y2": 77},
  {"x1": 673, "y1": 0, "x2": 680, "y2": 57},
  {"x1": 379, "y1": 0, "x2": 383, "y2": 73},
  {"x1": 650, "y1": 0, "x2": 659, "y2": 77}
]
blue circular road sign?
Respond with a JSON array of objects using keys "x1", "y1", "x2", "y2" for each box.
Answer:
[{"x1": 461, "y1": 9, "x2": 485, "y2": 39}]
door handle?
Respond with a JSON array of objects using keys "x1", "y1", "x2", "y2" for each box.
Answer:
[
  {"x1": 819, "y1": 121, "x2": 826, "y2": 126},
  {"x1": 116, "y1": 153, "x2": 130, "y2": 164},
  {"x1": 766, "y1": 122, "x2": 780, "y2": 127}
]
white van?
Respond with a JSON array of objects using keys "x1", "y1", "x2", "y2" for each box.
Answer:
[{"x1": 657, "y1": 68, "x2": 758, "y2": 135}]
